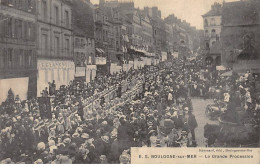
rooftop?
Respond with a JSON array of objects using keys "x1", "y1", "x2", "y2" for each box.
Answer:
[
  {"x1": 202, "y1": 2, "x2": 222, "y2": 17},
  {"x1": 222, "y1": 0, "x2": 260, "y2": 26}
]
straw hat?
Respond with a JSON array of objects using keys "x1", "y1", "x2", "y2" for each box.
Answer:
[
  {"x1": 37, "y1": 142, "x2": 46, "y2": 151},
  {"x1": 81, "y1": 133, "x2": 89, "y2": 139},
  {"x1": 34, "y1": 159, "x2": 43, "y2": 164},
  {"x1": 63, "y1": 138, "x2": 71, "y2": 144},
  {"x1": 101, "y1": 136, "x2": 110, "y2": 144}
]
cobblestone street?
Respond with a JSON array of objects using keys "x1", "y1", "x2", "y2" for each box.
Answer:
[{"x1": 192, "y1": 98, "x2": 218, "y2": 147}]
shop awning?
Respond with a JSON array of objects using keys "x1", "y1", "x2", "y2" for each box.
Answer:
[
  {"x1": 96, "y1": 48, "x2": 102, "y2": 53},
  {"x1": 96, "y1": 48, "x2": 105, "y2": 54}
]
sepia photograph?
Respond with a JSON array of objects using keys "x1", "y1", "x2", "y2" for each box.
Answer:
[{"x1": 0, "y1": 0, "x2": 259, "y2": 164}]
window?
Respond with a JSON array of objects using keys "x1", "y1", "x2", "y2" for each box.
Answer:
[
  {"x1": 210, "y1": 18, "x2": 216, "y2": 26},
  {"x1": 205, "y1": 30, "x2": 209, "y2": 37},
  {"x1": 206, "y1": 42, "x2": 209, "y2": 49},
  {"x1": 7, "y1": 48, "x2": 13, "y2": 68},
  {"x1": 204, "y1": 19, "x2": 208, "y2": 27},
  {"x1": 17, "y1": 20, "x2": 22, "y2": 39},
  {"x1": 28, "y1": 50, "x2": 32, "y2": 67},
  {"x1": 211, "y1": 29, "x2": 216, "y2": 38},
  {"x1": 75, "y1": 38, "x2": 80, "y2": 47},
  {"x1": 81, "y1": 39, "x2": 84, "y2": 47},
  {"x1": 24, "y1": 22, "x2": 28, "y2": 40},
  {"x1": 28, "y1": 23, "x2": 32, "y2": 40},
  {"x1": 55, "y1": 6, "x2": 59, "y2": 25},
  {"x1": 42, "y1": 34, "x2": 48, "y2": 55},
  {"x1": 54, "y1": 36, "x2": 60, "y2": 56},
  {"x1": 0, "y1": 49, "x2": 4, "y2": 68},
  {"x1": 7, "y1": 17, "x2": 12, "y2": 38},
  {"x1": 19, "y1": 49, "x2": 24, "y2": 67},
  {"x1": 65, "y1": 10, "x2": 69, "y2": 27},
  {"x1": 103, "y1": 30, "x2": 105, "y2": 41},
  {"x1": 216, "y1": 34, "x2": 219, "y2": 41},
  {"x1": 65, "y1": 39, "x2": 70, "y2": 57},
  {"x1": 42, "y1": 0, "x2": 47, "y2": 20}
]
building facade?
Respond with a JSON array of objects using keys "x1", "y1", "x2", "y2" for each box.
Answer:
[
  {"x1": 221, "y1": 0, "x2": 260, "y2": 73},
  {"x1": 94, "y1": 6, "x2": 109, "y2": 75},
  {"x1": 72, "y1": 0, "x2": 96, "y2": 83},
  {"x1": 202, "y1": 2, "x2": 222, "y2": 69},
  {"x1": 202, "y1": 2, "x2": 222, "y2": 49},
  {"x1": 36, "y1": 0, "x2": 74, "y2": 96},
  {"x1": 0, "y1": 0, "x2": 37, "y2": 102}
]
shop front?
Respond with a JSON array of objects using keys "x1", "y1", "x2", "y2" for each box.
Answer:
[{"x1": 37, "y1": 59, "x2": 75, "y2": 97}]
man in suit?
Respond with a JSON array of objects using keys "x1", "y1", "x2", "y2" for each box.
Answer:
[{"x1": 187, "y1": 110, "x2": 198, "y2": 146}]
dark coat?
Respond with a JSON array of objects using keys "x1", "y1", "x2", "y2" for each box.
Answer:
[{"x1": 188, "y1": 113, "x2": 198, "y2": 130}]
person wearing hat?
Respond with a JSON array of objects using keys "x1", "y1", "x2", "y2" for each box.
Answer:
[
  {"x1": 71, "y1": 132, "x2": 83, "y2": 147},
  {"x1": 119, "y1": 150, "x2": 130, "y2": 164},
  {"x1": 57, "y1": 114, "x2": 65, "y2": 135},
  {"x1": 168, "y1": 127, "x2": 179, "y2": 147},
  {"x1": 52, "y1": 155, "x2": 72, "y2": 164},
  {"x1": 74, "y1": 148, "x2": 91, "y2": 164},
  {"x1": 187, "y1": 110, "x2": 197, "y2": 146},
  {"x1": 177, "y1": 131, "x2": 190, "y2": 147},
  {"x1": 99, "y1": 155, "x2": 108, "y2": 164},
  {"x1": 148, "y1": 130, "x2": 157, "y2": 147}
]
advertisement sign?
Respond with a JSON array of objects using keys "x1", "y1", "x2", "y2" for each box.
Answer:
[{"x1": 75, "y1": 67, "x2": 86, "y2": 77}]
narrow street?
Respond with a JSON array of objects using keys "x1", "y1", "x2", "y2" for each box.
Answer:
[{"x1": 191, "y1": 98, "x2": 218, "y2": 147}]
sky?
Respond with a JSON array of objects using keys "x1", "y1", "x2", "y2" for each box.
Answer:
[{"x1": 90, "y1": 0, "x2": 239, "y2": 30}]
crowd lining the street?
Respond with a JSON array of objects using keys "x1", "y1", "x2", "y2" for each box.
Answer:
[{"x1": 0, "y1": 56, "x2": 259, "y2": 164}]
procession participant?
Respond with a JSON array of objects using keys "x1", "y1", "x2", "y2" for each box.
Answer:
[
  {"x1": 177, "y1": 131, "x2": 190, "y2": 147},
  {"x1": 187, "y1": 109, "x2": 198, "y2": 146},
  {"x1": 148, "y1": 130, "x2": 157, "y2": 147}
]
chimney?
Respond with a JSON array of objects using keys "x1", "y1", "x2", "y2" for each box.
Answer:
[{"x1": 99, "y1": 0, "x2": 105, "y2": 7}]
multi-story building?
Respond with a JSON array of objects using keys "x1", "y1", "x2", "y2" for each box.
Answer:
[
  {"x1": 221, "y1": 0, "x2": 260, "y2": 73},
  {"x1": 141, "y1": 14, "x2": 153, "y2": 54},
  {"x1": 144, "y1": 7, "x2": 167, "y2": 61},
  {"x1": 165, "y1": 22, "x2": 174, "y2": 54},
  {"x1": 0, "y1": 0, "x2": 37, "y2": 102},
  {"x1": 72, "y1": 0, "x2": 96, "y2": 83},
  {"x1": 202, "y1": 2, "x2": 222, "y2": 49},
  {"x1": 36, "y1": 0, "x2": 74, "y2": 96},
  {"x1": 94, "y1": 5, "x2": 109, "y2": 75},
  {"x1": 131, "y1": 11, "x2": 143, "y2": 49},
  {"x1": 202, "y1": 2, "x2": 222, "y2": 69}
]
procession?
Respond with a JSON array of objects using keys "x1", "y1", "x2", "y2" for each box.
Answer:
[
  {"x1": 1, "y1": 54, "x2": 259, "y2": 164},
  {"x1": 0, "y1": 0, "x2": 260, "y2": 165}
]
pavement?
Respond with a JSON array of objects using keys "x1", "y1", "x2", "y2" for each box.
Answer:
[{"x1": 191, "y1": 98, "x2": 218, "y2": 147}]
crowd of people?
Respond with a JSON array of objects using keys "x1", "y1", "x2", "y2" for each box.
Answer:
[{"x1": 0, "y1": 55, "x2": 259, "y2": 164}]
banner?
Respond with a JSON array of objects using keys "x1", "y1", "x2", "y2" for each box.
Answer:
[{"x1": 75, "y1": 67, "x2": 86, "y2": 77}]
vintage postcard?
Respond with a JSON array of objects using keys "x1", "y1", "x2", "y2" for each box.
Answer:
[{"x1": 0, "y1": 0, "x2": 259, "y2": 164}]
